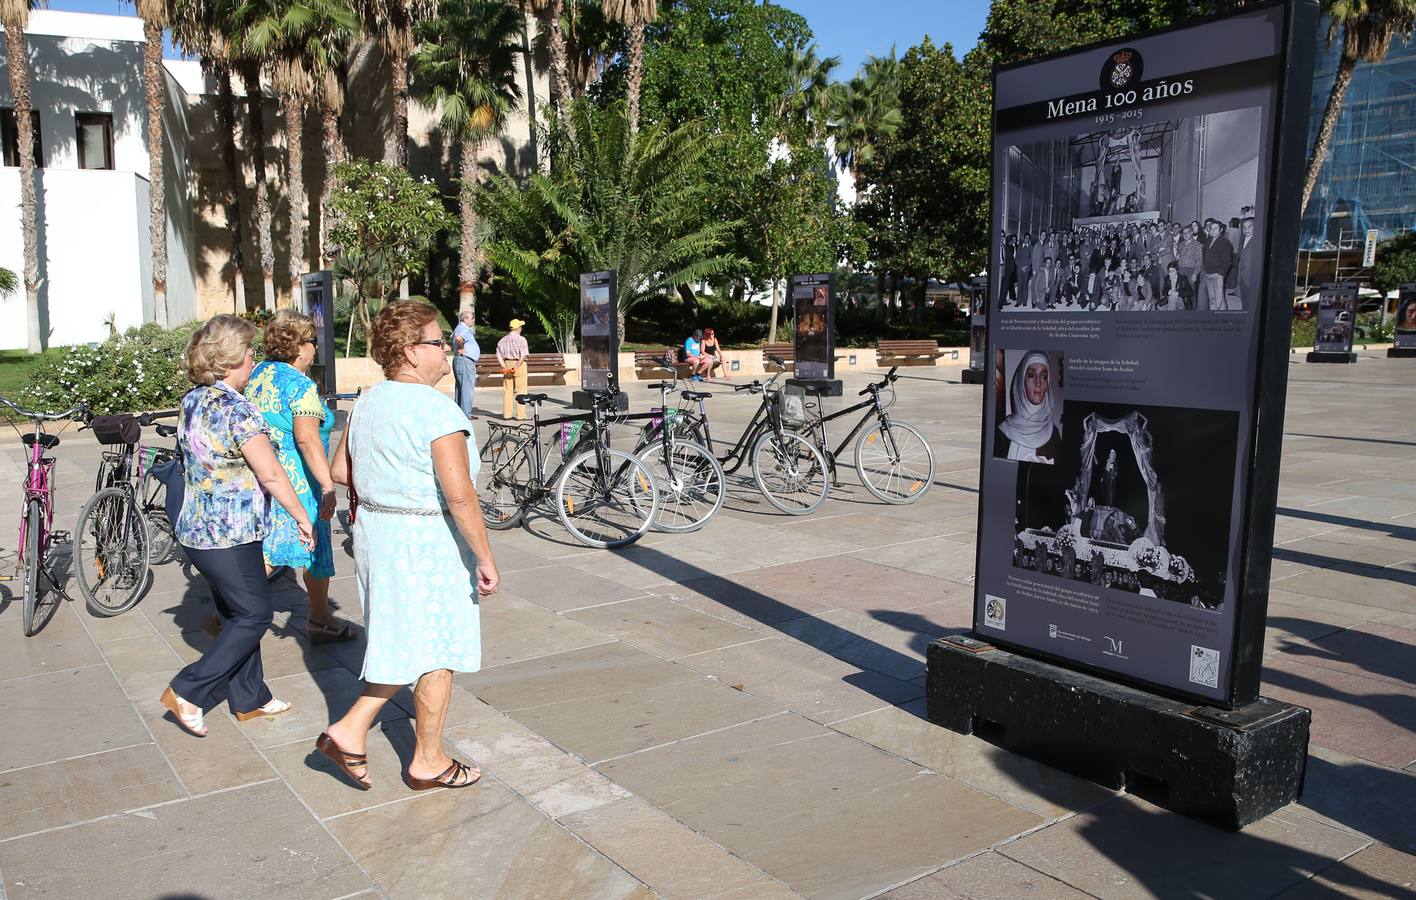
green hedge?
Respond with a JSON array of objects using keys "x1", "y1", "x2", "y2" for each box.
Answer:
[{"x1": 20, "y1": 322, "x2": 202, "y2": 415}]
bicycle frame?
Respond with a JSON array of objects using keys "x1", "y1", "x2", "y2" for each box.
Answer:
[
  {"x1": 486, "y1": 395, "x2": 616, "y2": 507},
  {"x1": 803, "y1": 391, "x2": 895, "y2": 482},
  {"x1": 18, "y1": 425, "x2": 56, "y2": 575}
]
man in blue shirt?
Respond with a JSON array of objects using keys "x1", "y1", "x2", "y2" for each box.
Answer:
[
  {"x1": 452, "y1": 310, "x2": 481, "y2": 418},
  {"x1": 683, "y1": 328, "x2": 709, "y2": 380}
]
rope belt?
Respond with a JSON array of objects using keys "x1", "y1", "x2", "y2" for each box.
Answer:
[{"x1": 358, "y1": 499, "x2": 450, "y2": 517}]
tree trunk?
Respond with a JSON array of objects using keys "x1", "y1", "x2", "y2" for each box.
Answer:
[
  {"x1": 676, "y1": 283, "x2": 700, "y2": 319},
  {"x1": 241, "y1": 62, "x2": 277, "y2": 309},
  {"x1": 626, "y1": 17, "x2": 645, "y2": 133},
  {"x1": 216, "y1": 65, "x2": 247, "y2": 313},
  {"x1": 767, "y1": 278, "x2": 780, "y2": 343},
  {"x1": 520, "y1": 9, "x2": 539, "y2": 168},
  {"x1": 142, "y1": 19, "x2": 168, "y2": 326},
  {"x1": 283, "y1": 91, "x2": 307, "y2": 300},
  {"x1": 1301, "y1": 50, "x2": 1357, "y2": 215},
  {"x1": 5, "y1": 25, "x2": 43, "y2": 352},
  {"x1": 546, "y1": 0, "x2": 576, "y2": 147},
  {"x1": 391, "y1": 40, "x2": 410, "y2": 169},
  {"x1": 458, "y1": 137, "x2": 482, "y2": 319},
  {"x1": 319, "y1": 103, "x2": 343, "y2": 268}
]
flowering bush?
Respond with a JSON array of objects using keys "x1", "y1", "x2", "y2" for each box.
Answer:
[{"x1": 20, "y1": 322, "x2": 203, "y2": 414}]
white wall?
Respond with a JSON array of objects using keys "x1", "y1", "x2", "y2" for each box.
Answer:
[{"x1": 0, "y1": 168, "x2": 149, "y2": 349}]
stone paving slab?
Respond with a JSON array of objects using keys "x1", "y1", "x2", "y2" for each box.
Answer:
[{"x1": 0, "y1": 361, "x2": 1413, "y2": 898}]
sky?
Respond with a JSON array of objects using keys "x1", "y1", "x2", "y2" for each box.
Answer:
[
  {"x1": 777, "y1": 0, "x2": 989, "y2": 75},
  {"x1": 41, "y1": 0, "x2": 991, "y2": 71}
]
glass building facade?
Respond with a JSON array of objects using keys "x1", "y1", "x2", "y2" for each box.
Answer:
[{"x1": 1301, "y1": 24, "x2": 1416, "y2": 250}]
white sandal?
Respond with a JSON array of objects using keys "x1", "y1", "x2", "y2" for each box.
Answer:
[
  {"x1": 160, "y1": 687, "x2": 207, "y2": 737},
  {"x1": 235, "y1": 698, "x2": 292, "y2": 722}
]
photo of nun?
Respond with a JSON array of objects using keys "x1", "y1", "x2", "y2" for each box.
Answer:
[{"x1": 995, "y1": 351, "x2": 1061, "y2": 464}]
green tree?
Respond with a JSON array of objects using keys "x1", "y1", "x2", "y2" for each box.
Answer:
[
  {"x1": 355, "y1": 0, "x2": 438, "y2": 167},
  {"x1": 327, "y1": 159, "x2": 456, "y2": 352},
  {"x1": 413, "y1": 0, "x2": 523, "y2": 320},
  {"x1": 976, "y1": 0, "x2": 1241, "y2": 67},
  {"x1": 827, "y1": 74, "x2": 902, "y2": 180},
  {"x1": 600, "y1": 0, "x2": 656, "y2": 132},
  {"x1": 1367, "y1": 231, "x2": 1416, "y2": 295},
  {"x1": 1303, "y1": 0, "x2": 1416, "y2": 212},
  {"x1": 777, "y1": 42, "x2": 838, "y2": 142},
  {"x1": 478, "y1": 103, "x2": 741, "y2": 346},
  {"x1": 853, "y1": 38, "x2": 991, "y2": 304}
]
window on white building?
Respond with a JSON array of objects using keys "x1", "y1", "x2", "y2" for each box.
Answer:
[
  {"x1": 75, "y1": 112, "x2": 114, "y2": 170},
  {"x1": 1, "y1": 108, "x2": 42, "y2": 168}
]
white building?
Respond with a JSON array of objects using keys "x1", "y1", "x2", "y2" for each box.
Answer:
[
  {"x1": 0, "y1": 11, "x2": 197, "y2": 349},
  {"x1": 0, "y1": 10, "x2": 546, "y2": 350}
]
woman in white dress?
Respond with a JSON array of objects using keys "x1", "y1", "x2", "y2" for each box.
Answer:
[
  {"x1": 316, "y1": 300, "x2": 501, "y2": 792},
  {"x1": 996, "y1": 351, "x2": 1060, "y2": 464}
]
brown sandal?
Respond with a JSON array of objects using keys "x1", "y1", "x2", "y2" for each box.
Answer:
[
  {"x1": 307, "y1": 617, "x2": 358, "y2": 645},
  {"x1": 316, "y1": 731, "x2": 372, "y2": 790},
  {"x1": 403, "y1": 760, "x2": 481, "y2": 791}
]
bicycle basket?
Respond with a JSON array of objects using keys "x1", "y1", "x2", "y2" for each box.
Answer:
[
  {"x1": 779, "y1": 385, "x2": 808, "y2": 427},
  {"x1": 91, "y1": 414, "x2": 141, "y2": 446}
]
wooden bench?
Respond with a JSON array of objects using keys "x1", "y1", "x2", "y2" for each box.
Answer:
[
  {"x1": 762, "y1": 343, "x2": 795, "y2": 370},
  {"x1": 876, "y1": 339, "x2": 943, "y2": 364},
  {"x1": 633, "y1": 349, "x2": 695, "y2": 378},
  {"x1": 475, "y1": 352, "x2": 572, "y2": 384}
]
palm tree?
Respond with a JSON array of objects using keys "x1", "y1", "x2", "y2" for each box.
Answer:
[
  {"x1": 233, "y1": 0, "x2": 359, "y2": 301},
  {"x1": 778, "y1": 43, "x2": 838, "y2": 141},
  {"x1": 316, "y1": 62, "x2": 350, "y2": 266},
  {"x1": 600, "y1": 0, "x2": 655, "y2": 132},
  {"x1": 515, "y1": 0, "x2": 538, "y2": 165},
  {"x1": 1303, "y1": 0, "x2": 1416, "y2": 212},
  {"x1": 526, "y1": 0, "x2": 575, "y2": 147},
  {"x1": 412, "y1": 0, "x2": 522, "y2": 319},
  {"x1": 2, "y1": 0, "x2": 44, "y2": 350},
  {"x1": 828, "y1": 75, "x2": 902, "y2": 180},
  {"x1": 355, "y1": 0, "x2": 436, "y2": 167},
  {"x1": 172, "y1": 0, "x2": 250, "y2": 311},
  {"x1": 134, "y1": 0, "x2": 171, "y2": 326},
  {"x1": 236, "y1": 57, "x2": 278, "y2": 308}
]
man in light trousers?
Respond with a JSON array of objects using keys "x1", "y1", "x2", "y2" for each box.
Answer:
[{"x1": 452, "y1": 310, "x2": 480, "y2": 419}]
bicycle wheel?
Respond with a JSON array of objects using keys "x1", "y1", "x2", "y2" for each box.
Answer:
[
  {"x1": 855, "y1": 420, "x2": 936, "y2": 504},
  {"x1": 75, "y1": 487, "x2": 150, "y2": 617},
  {"x1": 144, "y1": 508, "x2": 176, "y2": 564},
  {"x1": 636, "y1": 438, "x2": 725, "y2": 533},
  {"x1": 21, "y1": 499, "x2": 41, "y2": 636},
  {"x1": 477, "y1": 432, "x2": 531, "y2": 530},
  {"x1": 555, "y1": 448, "x2": 659, "y2": 548},
  {"x1": 751, "y1": 430, "x2": 829, "y2": 515}
]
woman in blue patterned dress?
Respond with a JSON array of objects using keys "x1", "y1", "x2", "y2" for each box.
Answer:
[
  {"x1": 315, "y1": 301, "x2": 500, "y2": 791},
  {"x1": 160, "y1": 315, "x2": 316, "y2": 738},
  {"x1": 246, "y1": 310, "x2": 355, "y2": 644}
]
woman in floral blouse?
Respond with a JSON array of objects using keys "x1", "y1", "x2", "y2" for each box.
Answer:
[
  {"x1": 246, "y1": 311, "x2": 353, "y2": 644},
  {"x1": 160, "y1": 315, "x2": 316, "y2": 738}
]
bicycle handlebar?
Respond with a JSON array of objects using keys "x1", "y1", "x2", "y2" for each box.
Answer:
[
  {"x1": 323, "y1": 388, "x2": 362, "y2": 403},
  {"x1": 137, "y1": 409, "x2": 180, "y2": 426},
  {"x1": 767, "y1": 354, "x2": 786, "y2": 369},
  {"x1": 0, "y1": 395, "x2": 88, "y2": 422},
  {"x1": 858, "y1": 366, "x2": 902, "y2": 396}
]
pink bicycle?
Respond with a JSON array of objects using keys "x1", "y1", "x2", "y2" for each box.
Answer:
[{"x1": 0, "y1": 396, "x2": 87, "y2": 635}]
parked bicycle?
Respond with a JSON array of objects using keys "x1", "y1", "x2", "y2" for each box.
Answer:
[
  {"x1": 791, "y1": 367, "x2": 936, "y2": 504},
  {"x1": 476, "y1": 375, "x2": 660, "y2": 548},
  {"x1": 0, "y1": 396, "x2": 87, "y2": 635},
  {"x1": 73, "y1": 411, "x2": 180, "y2": 617},
  {"x1": 662, "y1": 355, "x2": 830, "y2": 516},
  {"x1": 622, "y1": 372, "x2": 725, "y2": 533}
]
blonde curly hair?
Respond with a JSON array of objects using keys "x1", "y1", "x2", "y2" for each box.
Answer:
[
  {"x1": 370, "y1": 300, "x2": 439, "y2": 379},
  {"x1": 186, "y1": 315, "x2": 257, "y2": 386},
  {"x1": 263, "y1": 309, "x2": 316, "y2": 363}
]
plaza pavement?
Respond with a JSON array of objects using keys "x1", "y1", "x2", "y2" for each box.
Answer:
[{"x1": 0, "y1": 353, "x2": 1412, "y2": 899}]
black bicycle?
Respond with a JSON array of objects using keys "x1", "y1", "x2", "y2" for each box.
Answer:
[
  {"x1": 792, "y1": 366, "x2": 936, "y2": 504},
  {"x1": 621, "y1": 372, "x2": 725, "y2": 532},
  {"x1": 476, "y1": 378, "x2": 660, "y2": 548},
  {"x1": 665, "y1": 355, "x2": 830, "y2": 516}
]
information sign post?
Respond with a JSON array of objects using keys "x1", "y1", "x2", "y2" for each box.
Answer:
[
  {"x1": 786, "y1": 273, "x2": 842, "y2": 397},
  {"x1": 572, "y1": 270, "x2": 627, "y2": 410},
  {"x1": 962, "y1": 276, "x2": 988, "y2": 384},
  {"x1": 1390, "y1": 282, "x2": 1416, "y2": 358},
  {"x1": 298, "y1": 271, "x2": 337, "y2": 397},
  {"x1": 926, "y1": 1, "x2": 1318, "y2": 829},
  {"x1": 1307, "y1": 282, "x2": 1358, "y2": 363}
]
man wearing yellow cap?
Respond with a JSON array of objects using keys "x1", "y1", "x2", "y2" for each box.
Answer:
[{"x1": 496, "y1": 318, "x2": 530, "y2": 419}]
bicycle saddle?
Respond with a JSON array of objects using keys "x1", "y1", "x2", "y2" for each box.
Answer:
[
  {"x1": 155, "y1": 424, "x2": 178, "y2": 438},
  {"x1": 681, "y1": 390, "x2": 712, "y2": 401},
  {"x1": 515, "y1": 393, "x2": 548, "y2": 405},
  {"x1": 645, "y1": 381, "x2": 675, "y2": 391},
  {"x1": 22, "y1": 432, "x2": 59, "y2": 449}
]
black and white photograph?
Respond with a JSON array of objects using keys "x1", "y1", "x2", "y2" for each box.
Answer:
[
  {"x1": 996, "y1": 109, "x2": 1264, "y2": 314},
  {"x1": 1011, "y1": 400, "x2": 1239, "y2": 609},
  {"x1": 993, "y1": 348, "x2": 1064, "y2": 464}
]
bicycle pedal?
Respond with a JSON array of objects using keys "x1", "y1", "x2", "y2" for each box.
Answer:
[{"x1": 51, "y1": 531, "x2": 71, "y2": 545}]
